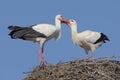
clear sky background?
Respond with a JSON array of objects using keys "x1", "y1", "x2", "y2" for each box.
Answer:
[{"x1": 0, "y1": 0, "x2": 120, "y2": 80}]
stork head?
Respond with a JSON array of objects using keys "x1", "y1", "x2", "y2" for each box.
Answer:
[
  {"x1": 55, "y1": 14, "x2": 69, "y2": 24},
  {"x1": 64, "y1": 19, "x2": 77, "y2": 28},
  {"x1": 68, "y1": 19, "x2": 77, "y2": 26}
]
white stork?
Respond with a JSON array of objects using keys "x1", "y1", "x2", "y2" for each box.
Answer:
[
  {"x1": 8, "y1": 14, "x2": 68, "y2": 67},
  {"x1": 65, "y1": 19, "x2": 110, "y2": 61}
]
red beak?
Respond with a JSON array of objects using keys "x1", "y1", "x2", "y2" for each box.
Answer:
[{"x1": 61, "y1": 18, "x2": 70, "y2": 25}]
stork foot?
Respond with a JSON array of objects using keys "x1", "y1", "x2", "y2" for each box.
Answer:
[
  {"x1": 39, "y1": 61, "x2": 45, "y2": 69},
  {"x1": 92, "y1": 58, "x2": 95, "y2": 62}
]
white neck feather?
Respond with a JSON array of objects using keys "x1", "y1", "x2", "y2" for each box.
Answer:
[
  {"x1": 55, "y1": 19, "x2": 61, "y2": 40},
  {"x1": 70, "y1": 25, "x2": 78, "y2": 44}
]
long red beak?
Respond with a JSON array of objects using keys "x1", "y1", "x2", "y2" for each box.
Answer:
[{"x1": 61, "y1": 18, "x2": 70, "y2": 25}]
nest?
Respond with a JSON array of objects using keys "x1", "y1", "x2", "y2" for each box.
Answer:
[{"x1": 23, "y1": 56, "x2": 120, "y2": 80}]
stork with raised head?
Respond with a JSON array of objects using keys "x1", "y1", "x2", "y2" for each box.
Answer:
[
  {"x1": 65, "y1": 19, "x2": 110, "y2": 61},
  {"x1": 8, "y1": 14, "x2": 68, "y2": 68}
]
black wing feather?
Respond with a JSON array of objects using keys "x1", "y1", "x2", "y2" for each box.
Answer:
[
  {"x1": 8, "y1": 25, "x2": 47, "y2": 40},
  {"x1": 94, "y1": 33, "x2": 110, "y2": 44}
]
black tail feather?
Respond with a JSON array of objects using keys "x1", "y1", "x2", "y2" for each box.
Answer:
[
  {"x1": 8, "y1": 29, "x2": 23, "y2": 39},
  {"x1": 8, "y1": 25, "x2": 24, "y2": 39},
  {"x1": 94, "y1": 33, "x2": 110, "y2": 44},
  {"x1": 101, "y1": 33, "x2": 110, "y2": 42},
  {"x1": 8, "y1": 25, "x2": 22, "y2": 30}
]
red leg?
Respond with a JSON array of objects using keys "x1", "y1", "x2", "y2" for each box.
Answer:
[
  {"x1": 38, "y1": 50, "x2": 41, "y2": 62},
  {"x1": 86, "y1": 53, "x2": 88, "y2": 60},
  {"x1": 85, "y1": 50, "x2": 88, "y2": 60},
  {"x1": 40, "y1": 53, "x2": 44, "y2": 66},
  {"x1": 41, "y1": 53, "x2": 45, "y2": 67},
  {"x1": 40, "y1": 45, "x2": 45, "y2": 69}
]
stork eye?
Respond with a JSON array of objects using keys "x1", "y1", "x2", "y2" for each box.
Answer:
[
  {"x1": 60, "y1": 15, "x2": 62, "y2": 17},
  {"x1": 71, "y1": 20, "x2": 74, "y2": 22}
]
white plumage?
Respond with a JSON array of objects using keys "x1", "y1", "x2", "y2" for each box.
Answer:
[
  {"x1": 8, "y1": 14, "x2": 68, "y2": 67},
  {"x1": 32, "y1": 24, "x2": 59, "y2": 40},
  {"x1": 65, "y1": 19, "x2": 110, "y2": 61}
]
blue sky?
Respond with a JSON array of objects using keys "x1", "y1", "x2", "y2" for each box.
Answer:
[{"x1": 0, "y1": 0, "x2": 120, "y2": 80}]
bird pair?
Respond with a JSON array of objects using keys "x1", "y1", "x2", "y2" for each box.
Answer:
[{"x1": 8, "y1": 14, "x2": 109, "y2": 68}]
